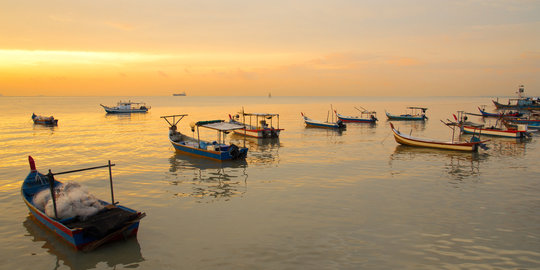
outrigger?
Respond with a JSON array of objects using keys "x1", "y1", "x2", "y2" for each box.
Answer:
[
  {"x1": 161, "y1": 114, "x2": 248, "y2": 161},
  {"x1": 229, "y1": 110, "x2": 283, "y2": 138}
]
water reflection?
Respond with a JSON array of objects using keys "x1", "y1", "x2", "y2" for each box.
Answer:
[
  {"x1": 234, "y1": 136, "x2": 282, "y2": 166},
  {"x1": 104, "y1": 113, "x2": 149, "y2": 121},
  {"x1": 168, "y1": 153, "x2": 248, "y2": 202},
  {"x1": 390, "y1": 145, "x2": 484, "y2": 180},
  {"x1": 32, "y1": 124, "x2": 56, "y2": 135},
  {"x1": 386, "y1": 120, "x2": 426, "y2": 132},
  {"x1": 23, "y1": 216, "x2": 144, "y2": 270},
  {"x1": 461, "y1": 134, "x2": 530, "y2": 157},
  {"x1": 303, "y1": 126, "x2": 345, "y2": 136}
]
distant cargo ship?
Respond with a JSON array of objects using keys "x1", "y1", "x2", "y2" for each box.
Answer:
[{"x1": 173, "y1": 92, "x2": 186, "y2": 96}]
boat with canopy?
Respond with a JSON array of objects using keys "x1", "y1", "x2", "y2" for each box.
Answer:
[
  {"x1": 385, "y1": 107, "x2": 428, "y2": 121},
  {"x1": 100, "y1": 101, "x2": 150, "y2": 113},
  {"x1": 229, "y1": 110, "x2": 283, "y2": 138},
  {"x1": 162, "y1": 114, "x2": 248, "y2": 161}
]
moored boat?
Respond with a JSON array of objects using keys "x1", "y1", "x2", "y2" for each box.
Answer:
[
  {"x1": 461, "y1": 123, "x2": 530, "y2": 138},
  {"x1": 32, "y1": 113, "x2": 58, "y2": 125},
  {"x1": 21, "y1": 156, "x2": 145, "y2": 251},
  {"x1": 390, "y1": 123, "x2": 488, "y2": 152},
  {"x1": 229, "y1": 110, "x2": 283, "y2": 138},
  {"x1": 301, "y1": 112, "x2": 346, "y2": 129},
  {"x1": 385, "y1": 107, "x2": 428, "y2": 121},
  {"x1": 162, "y1": 114, "x2": 248, "y2": 161},
  {"x1": 100, "y1": 101, "x2": 150, "y2": 113},
  {"x1": 478, "y1": 107, "x2": 522, "y2": 118},
  {"x1": 492, "y1": 85, "x2": 540, "y2": 110},
  {"x1": 335, "y1": 106, "x2": 377, "y2": 123}
]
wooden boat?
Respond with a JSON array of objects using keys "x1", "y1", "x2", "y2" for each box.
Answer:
[
  {"x1": 478, "y1": 107, "x2": 521, "y2": 117},
  {"x1": 173, "y1": 92, "x2": 186, "y2": 96},
  {"x1": 385, "y1": 107, "x2": 428, "y2": 121},
  {"x1": 100, "y1": 101, "x2": 150, "y2": 113},
  {"x1": 390, "y1": 123, "x2": 488, "y2": 152},
  {"x1": 335, "y1": 106, "x2": 378, "y2": 123},
  {"x1": 301, "y1": 112, "x2": 346, "y2": 129},
  {"x1": 446, "y1": 111, "x2": 531, "y2": 138},
  {"x1": 21, "y1": 156, "x2": 145, "y2": 251},
  {"x1": 162, "y1": 114, "x2": 248, "y2": 161},
  {"x1": 32, "y1": 113, "x2": 58, "y2": 125},
  {"x1": 492, "y1": 85, "x2": 540, "y2": 110},
  {"x1": 229, "y1": 110, "x2": 283, "y2": 138},
  {"x1": 461, "y1": 123, "x2": 530, "y2": 138}
]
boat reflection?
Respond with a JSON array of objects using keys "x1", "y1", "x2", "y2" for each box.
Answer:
[
  {"x1": 168, "y1": 153, "x2": 248, "y2": 201},
  {"x1": 390, "y1": 145, "x2": 484, "y2": 180},
  {"x1": 104, "y1": 112, "x2": 149, "y2": 121},
  {"x1": 303, "y1": 125, "x2": 345, "y2": 136},
  {"x1": 480, "y1": 136, "x2": 530, "y2": 157},
  {"x1": 23, "y1": 216, "x2": 144, "y2": 270},
  {"x1": 385, "y1": 119, "x2": 426, "y2": 132},
  {"x1": 32, "y1": 123, "x2": 56, "y2": 134},
  {"x1": 232, "y1": 135, "x2": 282, "y2": 166}
]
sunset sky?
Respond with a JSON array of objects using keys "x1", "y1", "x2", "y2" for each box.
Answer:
[{"x1": 1, "y1": 0, "x2": 539, "y2": 96}]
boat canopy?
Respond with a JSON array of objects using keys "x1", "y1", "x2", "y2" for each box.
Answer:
[
  {"x1": 407, "y1": 107, "x2": 428, "y2": 110},
  {"x1": 240, "y1": 112, "x2": 279, "y2": 117},
  {"x1": 196, "y1": 120, "x2": 245, "y2": 131}
]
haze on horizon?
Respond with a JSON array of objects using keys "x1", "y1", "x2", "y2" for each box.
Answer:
[{"x1": 0, "y1": 0, "x2": 539, "y2": 97}]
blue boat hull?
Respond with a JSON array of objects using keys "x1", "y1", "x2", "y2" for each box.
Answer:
[
  {"x1": 385, "y1": 112, "x2": 426, "y2": 121},
  {"x1": 170, "y1": 139, "x2": 248, "y2": 161},
  {"x1": 22, "y1": 170, "x2": 144, "y2": 251}
]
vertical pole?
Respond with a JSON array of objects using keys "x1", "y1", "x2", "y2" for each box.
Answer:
[
  {"x1": 47, "y1": 170, "x2": 58, "y2": 219},
  {"x1": 108, "y1": 160, "x2": 115, "y2": 205},
  {"x1": 197, "y1": 126, "x2": 200, "y2": 148}
]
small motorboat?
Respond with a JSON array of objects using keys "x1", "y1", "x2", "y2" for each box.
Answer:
[
  {"x1": 162, "y1": 114, "x2": 248, "y2": 161},
  {"x1": 385, "y1": 107, "x2": 428, "y2": 121},
  {"x1": 390, "y1": 123, "x2": 488, "y2": 152},
  {"x1": 21, "y1": 156, "x2": 145, "y2": 251},
  {"x1": 229, "y1": 110, "x2": 283, "y2": 138},
  {"x1": 32, "y1": 113, "x2": 58, "y2": 125},
  {"x1": 478, "y1": 107, "x2": 521, "y2": 118},
  {"x1": 335, "y1": 106, "x2": 377, "y2": 123},
  {"x1": 100, "y1": 101, "x2": 150, "y2": 113},
  {"x1": 301, "y1": 112, "x2": 346, "y2": 129}
]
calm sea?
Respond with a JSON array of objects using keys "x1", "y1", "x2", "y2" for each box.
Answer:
[{"x1": 0, "y1": 96, "x2": 539, "y2": 269}]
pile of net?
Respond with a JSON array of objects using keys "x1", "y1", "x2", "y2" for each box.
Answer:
[{"x1": 33, "y1": 182, "x2": 104, "y2": 220}]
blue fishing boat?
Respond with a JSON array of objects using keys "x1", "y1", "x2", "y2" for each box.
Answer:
[
  {"x1": 21, "y1": 156, "x2": 145, "y2": 251},
  {"x1": 385, "y1": 107, "x2": 428, "y2": 121},
  {"x1": 478, "y1": 107, "x2": 521, "y2": 118},
  {"x1": 32, "y1": 113, "x2": 58, "y2": 125},
  {"x1": 301, "y1": 112, "x2": 346, "y2": 129},
  {"x1": 492, "y1": 85, "x2": 540, "y2": 110},
  {"x1": 335, "y1": 106, "x2": 377, "y2": 123},
  {"x1": 162, "y1": 114, "x2": 248, "y2": 161}
]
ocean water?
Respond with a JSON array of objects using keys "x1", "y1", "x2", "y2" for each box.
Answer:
[{"x1": 0, "y1": 96, "x2": 539, "y2": 269}]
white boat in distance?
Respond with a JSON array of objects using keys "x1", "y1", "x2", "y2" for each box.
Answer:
[{"x1": 100, "y1": 101, "x2": 150, "y2": 113}]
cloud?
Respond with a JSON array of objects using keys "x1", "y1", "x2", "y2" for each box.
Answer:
[
  {"x1": 104, "y1": 21, "x2": 135, "y2": 31},
  {"x1": 158, "y1": 70, "x2": 169, "y2": 77},
  {"x1": 385, "y1": 57, "x2": 422, "y2": 67}
]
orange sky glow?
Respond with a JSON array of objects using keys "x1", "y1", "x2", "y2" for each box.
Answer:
[{"x1": 1, "y1": 0, "x2": 539, "y2": 96}]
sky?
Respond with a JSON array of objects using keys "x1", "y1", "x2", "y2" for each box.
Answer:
[{"x1": 0, "y1": 0, "x2": 539, "y2": 96}]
